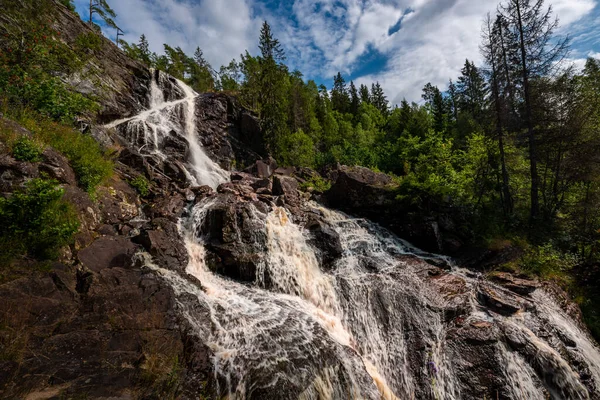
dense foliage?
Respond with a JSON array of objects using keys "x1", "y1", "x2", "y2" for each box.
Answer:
[
  {"x1": 0, "y1": 178, "x2": 79, "y2": 261},
  {"x1": 0, "y1": 0, "x2": 113, "y2": 194}
]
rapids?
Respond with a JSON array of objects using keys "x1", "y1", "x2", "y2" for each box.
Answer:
[{"x1": 109, "y1": 71, "x2": 600, "y2": 399}]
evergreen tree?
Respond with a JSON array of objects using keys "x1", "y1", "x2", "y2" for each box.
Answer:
[
  {"x1": 498, "y1": 0, "x2": 570, "y2": 225},
  {"x1": 422, "y1": 83, "x2": 446, "y2": 134},
  {"x1": 456, "y1": 60, "x2": 488, "y2": 123},
  {"x1": 349, "y1": 81, "x2": 360, "y2": 116},
  {"x1": 371, "y1": 82, "x2": 388, "y2": 116},
  {"x1": 331, "y1": 72, "x2": 349, "y2": 113},
  {"x1": 359, "y1": 84, "x2": 371, "y2": 104},
  {"x1": 89, "y1": 0, "x2": 117, "y2": 29},
  {"x1": 138, "y1": 34, "x2": 151, "y2": 65},
  {"x1": 256, "y1": 21, "x2": 288, "y2": 154}
]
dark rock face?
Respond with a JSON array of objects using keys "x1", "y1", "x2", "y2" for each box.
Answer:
[
  {"x1": 326, "y1": 165, "x2": 464, "y2": 254},
  {"x1": 305, "y1": 213, "x2": 344, "y2": 270},
  {"x1": 197, "y1": 192, "x2": 269, "y2": 283}
]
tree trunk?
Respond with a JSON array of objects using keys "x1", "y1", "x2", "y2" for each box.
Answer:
[
  {"x1": 516, "y1": 0, "x2": 540, "y2": 225},
  {"x1": 89, "y1": 0, "x2": 93, "y2": 24},
  {"x1": 489, "y1": 26, "x2": 513, "y2": 217}
]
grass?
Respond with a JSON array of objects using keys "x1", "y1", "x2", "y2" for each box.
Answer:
[{"x1": 5, "y1": 110, "x2": 113, "y2": 193}]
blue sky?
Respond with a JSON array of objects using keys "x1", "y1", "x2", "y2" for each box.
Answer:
[{"x1": 75, "y1": 0, "x2": 600, "y2": 104}]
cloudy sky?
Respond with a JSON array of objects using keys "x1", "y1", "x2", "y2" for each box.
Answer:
[{"x1": 75, "y1": 0, "x2": 600, "y2": 104}]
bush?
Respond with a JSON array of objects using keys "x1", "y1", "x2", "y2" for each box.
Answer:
[
  {"x1": 0, "y1": 178, "x2": 79, "y2": 261},
  {"x1": 19, "y1": 117, "x2": 113, "y2": 193},
  {"x1": 130, "y1": 175, "x2": 150, "y2": 197},
  {"x1": 519, "y1": 243, "x2": 579, "y2": 282},
  {"x1": 300, "y1": 175, "x2": 331, "y2": 193},
  {"x1": 11, "y1": 137, "x2": 43, "y2": 162}
]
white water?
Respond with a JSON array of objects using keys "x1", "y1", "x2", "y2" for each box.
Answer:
[
  {"x1": 104, "y1": 69, "x2": 229, "y2": 189},
  {"x1": 112, "y1": 71, "x2": 600, "y2": 399}
]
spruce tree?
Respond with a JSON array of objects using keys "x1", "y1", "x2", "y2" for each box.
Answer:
[
  {"x1": 349, "y1": 81, "x2": 360, "y2": 116},
  {"x1": 359, "y1": 84, "x2": 371, "y2": 104},
  {"x1": 371, "y1": 82, "x2": 388, "y2": 116},
  {"x1": 498, "y1": 0, "x2": 569, "y2": 225},
  {"x1": 331, "y1": 72, "x2": 349, "y2": 113}
]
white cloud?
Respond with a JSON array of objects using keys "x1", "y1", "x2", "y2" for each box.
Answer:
[
  {"x1": 76, "y1": 0, "x2": 261, "y2": 71},
  {"x1": 78, "y1": 0, "x2": 598, "y2": 103}
]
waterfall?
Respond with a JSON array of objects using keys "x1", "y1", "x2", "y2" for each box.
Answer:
[
  {"x1": 105, "y1": 69, "x2": 229, "y2": 189},
  {"x1": 108, "y1": 71, "x2": 600, "y2": 399}
]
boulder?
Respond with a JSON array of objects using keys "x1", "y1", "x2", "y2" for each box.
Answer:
[
  {"x1": 133, "y1": 218, "x2": 188, "y2": 272},
  {"x1": 273, "y1": 175, "x2": 301, "y2": 207},
  {"x1": 77, "y1": 236, "x2": 139, "y2": 272},
  {"x1": 305, "y1": 215, "x2": 344, "y2": 270}
]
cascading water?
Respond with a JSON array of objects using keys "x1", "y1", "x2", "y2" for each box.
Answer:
[
  {"x1": 109, "y1": 73, "x2": 600, "y2": 399},
  {"x1": 105, "y1": 69, "x2": 229, "y2": 189}
]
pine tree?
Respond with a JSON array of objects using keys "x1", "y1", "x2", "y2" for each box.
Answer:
[
  {"x1": 89, "y1": 0, "x2": 117, "y2": 29},
  {"x1": 499, "y1": 0, "x2": 569, "y2": 225},
  {"x1": 138, "y1": 34, "x2": 151, "y2": 65},
  {"x1": 349, "y1": 81, "x2": 360, "y2": 116},
  {"x1": 259, "y1": 21, "x2": 285, "y2": 63},
  {"x1": 371, "y1": 82, "x2": 388, "y2": 116},
  {"x1": 359, "y1": 84, "x2": 371, "y2": 104},
  {"x1": 422, "y1": 83, "x2": 446, "y2": 134},
  {"x1": 482, "y1": 13, "x2": 513, "y2": 216},
  {"x1": 456, "y1": 60, "x2": 488, "y2": 123},
  {"x1": 257, "y1": 21, "x2": 288, "y2": 154},
  {"x1": 331, "y1": 72, "x2": 349, "y2": 113}
]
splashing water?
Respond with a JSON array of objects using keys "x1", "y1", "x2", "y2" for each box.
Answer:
[
  {"x1": 111, "y1": 70, "x2": 600, "y2": 399},
  {"x1": 105, "y1": 69, "x2": 228, "y2": 189}
]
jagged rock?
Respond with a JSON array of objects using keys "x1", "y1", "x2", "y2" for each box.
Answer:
[
  {"x1": 96, "y1": 178, "x2": 140, "y2": 224},
  {"x1": 133, "y1": 218, "x2": 188, "y2": 272},
  {"x1": 273, "y1": 175, "x2": 301, "y2": 207},
  {"x1": 489, "y1": 272, "x2": 540, "y2": 296},
  {"x1": 197, "y1": 194, "x2": 269, "y2": 282},
  {"x1": 305, "y1": 214, "x2": 343, "y2": 270},
  {"x1": 39, "y1": 148, "x2": 77, "y2": 186},
  {"x1": 478, "y1": 285, "x2": 523, "y2": 316},
  {"x1": 148, "y1": 191, "x2": 186, "y2": 221}
]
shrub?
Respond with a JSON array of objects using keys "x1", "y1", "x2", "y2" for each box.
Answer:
[
  {"x1": 130, "y1": 175, "x2": 150, "y2": 197},
  {"x1": 19, "y1": 117, "x2": 113, "y2": 193},
  {"x1": 519, "y1": 243, "x2": 579, "y2": 282},
  {"x1": 11, "y1": 137, "x2": 43, "y2": 162},
  {"x1": 0, "y1": 178, "x2": 79, "y2": 261},
  {"x1": 300, "y1": 175, "x2": 331, "y2": 193}
]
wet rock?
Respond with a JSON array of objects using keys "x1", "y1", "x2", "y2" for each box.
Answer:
[
  {"x1": 305, "y1": 215, "x2": 343, "y2": 270},
  {"x1": 478, "y1": 285, "x2": 522, "y2": 316},
  {"x1": 198, "y1": 195, "x2": 269, "y2": 283},
  {"x1": 489, "y1": 272, "x2": 540, "y2": 296}
]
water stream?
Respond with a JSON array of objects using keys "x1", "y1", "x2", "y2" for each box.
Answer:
[{"x1": 110, "y1": 71, "x2": 600, "y2": 399}]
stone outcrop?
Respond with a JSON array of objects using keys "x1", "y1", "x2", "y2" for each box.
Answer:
[{"x1": 326, "y1": 165, "x2": 467, "y2": 254}]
